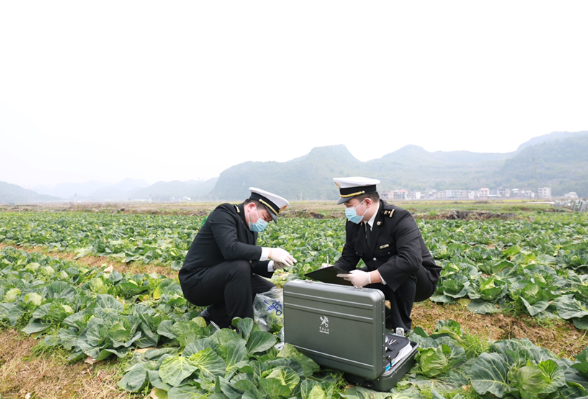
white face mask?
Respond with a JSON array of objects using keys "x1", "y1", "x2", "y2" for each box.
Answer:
[
  {"x1": 248, "y1": 206, "x2": 268, "y2": 232},
  {"x1": 345, "y1": 200, "x2": 368, "y2": 224}
]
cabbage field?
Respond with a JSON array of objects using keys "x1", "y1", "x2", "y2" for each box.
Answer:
[{"x1": 0, "y1": 210, "x2": 587, "y2": 399}]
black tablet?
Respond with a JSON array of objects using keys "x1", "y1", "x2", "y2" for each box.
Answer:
[{"x1": 304, "y1": 266, "x2": 354, "y2": 286}]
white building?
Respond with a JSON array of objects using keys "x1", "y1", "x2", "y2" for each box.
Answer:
[
  {"x1": 564, "y1": 192, "x2": 579, "y2": 199},
  {"x1": 538, "y1": 187, "x2": 551, "y2": 199}
]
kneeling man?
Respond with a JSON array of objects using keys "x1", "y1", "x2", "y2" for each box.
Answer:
[
  {"x1": 179, "y1": 188, "x2": 296, "y2": 328},
  {"x1": 331, "y1": 177, "x2": 441, "y2": 332}
]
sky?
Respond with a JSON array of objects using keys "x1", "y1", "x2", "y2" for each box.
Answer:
[{"x1": 1, "y1": 1, "x2": 587, "y2": 188}]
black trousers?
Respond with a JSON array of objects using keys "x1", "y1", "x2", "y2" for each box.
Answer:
[
  {"x1": 366, "y1": 264, "x2": 436, "y2": 332},
  {"x1": 181, "y1": 260, "x2": 274, "y2": 328}
]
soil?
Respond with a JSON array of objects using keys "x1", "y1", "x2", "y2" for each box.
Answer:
[
  {"x1": 0, "y1": 243, "x2": 174, "y2": 278},
  {"x1": 0, "y1": 330, "x2": 127, "y2": 399},
  {"x1": 412, "y1": 300, "x2": 587, "y2": 359},
  {"x1": 418, "y1": 210, "x2": 518, "y2": 221}
]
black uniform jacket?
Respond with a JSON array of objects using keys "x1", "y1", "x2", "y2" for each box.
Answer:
[
  {"x1": 334, "y1": 200, "x2": 441, "y2": 292},
  {"x1": 179, "y1": 203, "x2": 273, "y2": 287}
]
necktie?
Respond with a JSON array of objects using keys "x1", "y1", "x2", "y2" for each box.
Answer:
[{"x1": 365, "y1": 223, "x2": 371, "y2": 247}]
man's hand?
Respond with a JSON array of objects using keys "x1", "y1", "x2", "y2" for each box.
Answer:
[
  {"x1": 320, "y1": 263, "x2": 330, "y2": 269},
  {"x1": 269, "y1": 248, "x2": 296, "y2": 267},
  {"x1": 273, "y1": 261, "x2": 289, "y2": 270},
  {"x1": 337, "y1": 270, "x2": 371, "y2": 288}
]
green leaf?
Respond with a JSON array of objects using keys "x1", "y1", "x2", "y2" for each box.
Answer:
[
  {"x1": 218, "y1": 339, "x2": 248, "y2": 372},
  {"x1": 469, "y1": 353, "x2": 511, "y2": 397},
  {"x1": 416, "y1": 345, "x2": 450, "y2": 377},
  {"x1": 246, "y1": 330, "x2": 277, "y2": 354},
  {"x1": 573, "y1": 316, "x2": 588, "y2": 330},
  {"x1": 95, "y1": 294, "x2": 124, "y2": 311},
  {"x1": 572, "y1": 348, "x2": 588, "y2": 378},
  {"x1": 514, "y1": 363, "x2": 551, "y2": 394},
  {"x1": 158, "y1": 356, "x2": 199, "y2": 387},
  {"x1": 167, "y1": 384, "x2": 206, "y2": 399},
  {"x1": 468, "y1": 299, "x2": 501, "y2": 314},
  {"x1": 265, "y1": 366, "x2": 300, "y2": 392},
  {"x1": 148, "y1": 370, "x2": 170, "y2": 391},
  {"x1": 189, "y1": 347, "x2": 226, "y2": 378},
  {"x1": 24, "y1": 292, "x2": 43, "y2": 307},
  {"x1": 157, "y1": 320, "x2": 176, "y2": 339},
  {"x1": 520, "y1": 297, "x2": 550, "y2": 317},
  {"x1": 210, "y1": 328, "x2": 243, "y2": 347},
  {"x1": 259, "y1": 377, "x2": 291, "y2": 398},
  {"x1": 538, "y1": 359, "x2": 566, "y2": 393},
  {"x1": 119, "y1": 364, "x2": 147, "y2": 392},
  {"x1": 183, "y1": 338, "x2": 217, "y2": 358},
  {"x1": 237, "y1": 318, "x2": 255, "y2": 340},
  {"x1": 218, "y1": 376, "x2": 243, "y2": 399},
  {"x1": 300, "y1": 380, "x2": 326, "y2": 399},
  {"x1": 22, "y1": 319, "x2": 52, "y2": 334},
  {"x1": 555, "y1": 295, "x2": 588, "y2": 320}
]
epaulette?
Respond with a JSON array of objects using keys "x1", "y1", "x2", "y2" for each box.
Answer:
[
  {"x1": 383, "y1": 209, "x2": 395, "y2": 218},
  {"x1": 234, "y1": 205, "x2": 240, "y2": 213}
]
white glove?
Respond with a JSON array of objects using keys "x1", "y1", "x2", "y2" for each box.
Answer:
[
  {"x1": 273, "y1": 261, "x2": 289, "y2": 270},
  {"x1": 320, "y1": 263, "x2": 330, "y2": 269},
  {"x1": 337, "y1": 270, "x2": 371, "y2": 288},
  {"x1": 269, "y1": 248, "x2": 296, "y2": 267}
]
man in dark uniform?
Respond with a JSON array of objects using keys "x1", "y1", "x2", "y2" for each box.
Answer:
[
  {"x1": 329, "y1": 177, "x2": 441, "y2": 332},
  {"x1": 179, "y1": 188, "x2": 296, "y2": 328}
]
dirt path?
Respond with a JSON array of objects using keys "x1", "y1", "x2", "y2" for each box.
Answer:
[
  {"x1": 0, "y1": 242, "x2": 174, "y2": 278},
  {"x1": 0, "y1": 330, "x2": 128, "y2": 399},
  {"x1": 412, "y1": 300, "x2": 587, "y2": 359}
]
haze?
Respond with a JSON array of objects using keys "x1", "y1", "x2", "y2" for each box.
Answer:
[{"x1": 1, "y1": 1, "x2": 587, "y2": 188}]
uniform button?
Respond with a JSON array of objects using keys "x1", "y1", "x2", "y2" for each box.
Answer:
[
  {"x1": 373, "y1": 258, "x2": 377, "y2": 261},
  {"x1": 249, "y1": 260, "x2": 252, "y2": 263}
]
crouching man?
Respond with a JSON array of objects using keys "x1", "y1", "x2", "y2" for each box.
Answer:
[
  {"x1": 330, "y1": 177, "x2": 441, "y2": 332},
  {"x1": 179, "y1": 188, "x2": 296, "y2": 328}
]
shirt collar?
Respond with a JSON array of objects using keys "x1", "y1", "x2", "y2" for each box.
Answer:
[{"x1": 366, "y1": 201, "x2": 380, "y2": 229}]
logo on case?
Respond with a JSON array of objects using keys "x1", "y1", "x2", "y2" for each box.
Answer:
[{"x1": 320, "y1": 316, "x2": 329, "y2": 334}]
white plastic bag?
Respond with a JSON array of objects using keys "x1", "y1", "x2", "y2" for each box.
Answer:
[{"x1": 253, "y1": 287, "x2": 284, "y2": 332}]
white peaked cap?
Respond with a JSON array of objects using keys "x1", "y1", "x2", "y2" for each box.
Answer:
[
  {"x1": 248, "y1": 187, "x2": 290, "y2": 223},
  {"x1": 333, "y1": 177, "x2": 380, "y2": 204}
]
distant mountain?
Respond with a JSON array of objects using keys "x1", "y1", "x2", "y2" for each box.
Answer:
[
  {"x1": 0, "y1": 181, "x2": 60, "y2": 203},
  {"x1": 209, "y1": 145, "x2": 363, "y2": 200},
  {"x1": 208, "y1": 131, "x2": 588, "y2": 199},
  {"x1": 7, "y1": 131, "x2": 588, "y2": 203},
  {"x1": 496, "y1": 133, "x2": 588, "y2": 196},
  {"x1": 209, "y1": 143, "x2": 514, "y2": 200},
  {"x1": 517, "y1": 131, "x2": 588, "y2": 151}
]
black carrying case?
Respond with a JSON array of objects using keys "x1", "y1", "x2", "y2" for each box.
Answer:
[{"x1": 283, "y1": 280, "x2": 418, "y2": 392}]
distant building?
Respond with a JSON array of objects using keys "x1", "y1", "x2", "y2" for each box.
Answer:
[
  {"x1": 409, "y1": 191, "x2": 422, "y2": 200},
  {"x1": 381, "y1": 191, "x2": 393, "y2": 200},
  {"x1": 479, "y1": 188, "x2": 490, "y2": 199},
  {"x1": 564, "y1": 192, "x2": 579, "y2": 199},
  {"x1": 393, "y1": 190, "x2": 408, "y2": 200},
  {"x1": 538, "y1": 187, "x2": 551, "y2": 199}
]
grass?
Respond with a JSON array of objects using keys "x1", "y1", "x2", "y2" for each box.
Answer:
[{"x1": 0, "y1": 328, "x2": 131, "y2": 399}]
